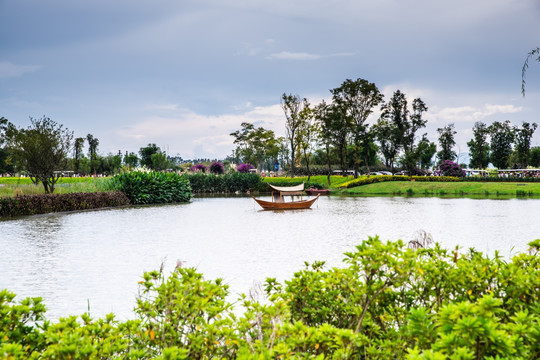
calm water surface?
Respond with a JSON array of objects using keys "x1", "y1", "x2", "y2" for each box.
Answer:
[{"x1": 1, "y1": 196, "x2": 538, "y2": 320}]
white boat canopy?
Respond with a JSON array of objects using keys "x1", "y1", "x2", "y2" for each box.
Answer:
[{"x1": 268, "y1": 183, "x2": 304, "y2": 193}]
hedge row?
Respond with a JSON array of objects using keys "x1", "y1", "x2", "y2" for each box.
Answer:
[
  {"x1": 0, "y1": 191, "x2": 131, "y2": 218},
  {"x1": 184, "y1": 172, "x2": 264, "y2": 194},
  {"x1": 338, "y1": 175, "x2": 463, "y2": 189}
]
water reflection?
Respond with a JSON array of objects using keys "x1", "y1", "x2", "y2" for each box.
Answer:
[{"x1": 1, "y1": 196, "x2": 538, "y2": 320}]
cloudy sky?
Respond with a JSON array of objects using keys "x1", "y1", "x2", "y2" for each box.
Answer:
[{"x1": 1, "y1": 0, "x2": 540, "y2": 161}]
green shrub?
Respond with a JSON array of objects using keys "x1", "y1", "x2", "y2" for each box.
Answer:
[
  {"x1": 109, "y1": 171, "x2": 192, "y2": 205},
  {"x1": 1, "y1": 238, "x2": 540, "y2": 358},
  {"x1": 0, "y1": 191, "x2": 130, "y2": 218},
  {"x1": 184, "y1": 172, "x2": 263, "y2": 193}
]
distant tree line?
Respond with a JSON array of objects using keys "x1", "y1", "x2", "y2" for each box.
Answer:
[{"x1": 230, "y1": 78, "x2": 539, "y2": 181}]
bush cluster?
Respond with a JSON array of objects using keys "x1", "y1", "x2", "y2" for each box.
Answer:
[
  {"x1": 184, "y1": 172, "x2": 263, "y2": 193},
  {"x1": 438, "y1": 160, "x2": 466, "y2": 177},
  {"x1": 109, "y1": 171, "x2": 192, "y2": 205},
  {"x1": 0, "y1": 191, "x2": 130, "y2": 218},
  {"x1": 338, "y1": 175, "x2": 463, "y2": 189},
  {"x1": 236, "y1": 163, "x2": 254, "y2": 173},
  {"x1": 2, "y1": 238, "x2": 539, "y2": 358}
]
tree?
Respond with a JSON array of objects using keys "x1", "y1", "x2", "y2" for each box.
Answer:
[
  {"x1": 4, "y1": 116, "x2": 73, "y2": 193},
  {"x1": 381, "y1": 91, "x2": 428, "y2": 174},
  {"x1": 230, "y1": 122, "x2": 282, "y2": 171},
  {"x1": 0, "y1": 117, "x2": 15, "y2": 174},
  {"x1": 73, "y1": 137, "x2": 85, "y2": 173},
  {"x1": 467, "y1": 122, "x2": 491, "y2": 169},
  {"x1": 124, "y1": 152, "x2": 139, "y2": 169},
  {"x1": 417, "y1": 134, "x2": 437, "y2": 170},
  {"x1": 297, "y1": 100, "x2": 318, "y2": 181},
  {"x1": 521, "y1": 47, "x2": 540, "y2": 96},
  {"x1": 489, "y1": 120, "x2": 514, "y2": 169},
  {"x1": 330, "y1": 78, "x2": 384, "y2": 177},
  {"x1": 373, "y1": 117, "x2": 399, "y2": 169},
  {"x1": 529, "y1": 146, "x2": 540, "y2": 167},
  {"x1": 314, "y1": 101, "x2": 339, "y2": 184},
  {"x1": 436, "y1": 124, "x2": 457, "y2": 164},
  {"x1": 139, "y1": 143, "x2": 161, "y2": 169},
  {"x1": 86, "y1": 134, "x2": 99, "y2": 174},
  {"x1": 513, "y1": 121, "x2": 538, "y2": 168},
  {"x1": 281, "y1": 93, "x2": 304, "y2": 177},
  {"x1": 150, "y1": 152, "x2": 170, "y2": 171}
]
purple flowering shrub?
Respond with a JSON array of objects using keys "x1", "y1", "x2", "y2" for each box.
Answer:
[
  {"x1": 190, "y1": 164, "x2": 207, "y2": 173},
  {"x1": 237, "y1": 163, "x2": 254, "y2": 173},
  {"x1": 438, "y1": 160, "x2": 466, "y2": 177},
  {"x1": 209, "y1": 162, "x2": 225, "y2": 175}
]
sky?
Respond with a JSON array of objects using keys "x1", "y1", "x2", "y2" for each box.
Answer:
[{"x1": 1, "y1": 0, "x2": 540, "y2": 162}]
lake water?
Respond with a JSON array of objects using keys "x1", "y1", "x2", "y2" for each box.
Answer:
[{"x1": 1, "y1": 195, "x2": 538, "y2": 320}]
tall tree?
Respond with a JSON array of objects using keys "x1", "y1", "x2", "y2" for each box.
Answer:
[
  {"x1": 529, "y1": 147, "x2": 540, "y2": 167},
  {"x1": 373, "y1": 117, "x2": 399, "y2": 169},
  {"x1": 381, "y1": 90, "x2": 428, "y2": 174},
  {"x1": 124, "y1": 152, "x2": 139, "y2": 169},
  {"x1": 139, "y1": 143, "x2": 161, "y2": 169},
  {"x1": 417, "y1": 134, "x2": 437, "y2": 170},
  {"x1": 436, "y1": 124, "x2": 457, "y2": 164},
  {"x1": 467, "y1": 122, "x2": 491, "y2": 169},
  {"x1": 281, "y1": 93, "x2": 304, "y2": 177},
  {"x1": 86, "y1": 134, "x2": 99, "y2": 174},
  {"x1": 297, "y1": 100, "x2": 317, "y2": 181},
  {"x1": 230, "y1": 122, "x2": 282, "y2": 170},
  {"x1": 4, "y1": 116, "x2": 73, "y2": 193},
  {"x1": 73, "y1": 137, "x2": 85, "y2": 173},
  {"x1": 514, "y1": 121, "x2": 538, "y2": 168},
  {"x1": 330, "y1": 78, "x2": 384, "y2": 177},
  {"x1": 0, "y1": 117, "x2": 14, "y2": 174},
  {"x1": 314, "y1": 101, "x2": 341, "y2": 184},
  {"x1": 489, "y1": 120, "x2": 514, "y2": 169}
]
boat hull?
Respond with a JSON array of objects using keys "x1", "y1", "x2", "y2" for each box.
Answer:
[{"x1": 252, "y1": 194, "x2": 320, "y2": 210}]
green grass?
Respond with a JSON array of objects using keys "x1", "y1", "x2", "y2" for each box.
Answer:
[
  {"x1": 340, "y1": 180, "x2": 540, "y2": 197},
  {"x1": 0, "y1": 177, "x2": 112, "y2": 197}
]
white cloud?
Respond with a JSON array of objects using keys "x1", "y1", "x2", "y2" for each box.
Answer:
[
  {"x1": 116, "y1": 103, "x2": 285, "y2": 159},
  {"x1": 266, "y1": 51, "x2": 356, "y2": 61},
  {"x1": 267, "y1": 51, "x2": 322, "y2": 60},
  {"x1": 0, "y1": 61, "x2": 41, "y2": 78}
]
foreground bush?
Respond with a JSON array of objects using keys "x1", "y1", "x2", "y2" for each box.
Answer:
[
  {"x1": 110, "y1": 171, "x2": 192, "y2": 204},
  {"x1": 1, "y1": 238, "x2": 539, "y2": 359},
  {"x1": 0, "y1": 191, "x2": 130, "y2": 218}
]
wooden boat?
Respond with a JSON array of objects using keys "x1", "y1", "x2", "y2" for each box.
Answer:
[
  {"x1": 251, "y1": 194, "x2": 320, "y2": 210},
  {"x1": 305, "y1": 188, "x2": 330, "y2": 195},
  {"x1": 251, "y1": 183, "x2": 320, "y2": 210}
]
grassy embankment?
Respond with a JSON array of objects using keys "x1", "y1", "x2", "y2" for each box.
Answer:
[
  {"x1": 339, "y1": 179, "x2": 540, "y2": 197},
  {"x1": 0, "y1": 176, "x2": 110, "y2": 197},
  {"x1": 264, "y1": 175, "x2": 540, "y2": 197}
]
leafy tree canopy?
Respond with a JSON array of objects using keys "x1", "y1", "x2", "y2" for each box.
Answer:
[{"x1": 3, "y1": 116, "x2": 73, "y2": 193}]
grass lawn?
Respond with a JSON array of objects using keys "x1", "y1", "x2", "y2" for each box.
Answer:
[
  {"x1": 0, "y1": 176, "x2": 111, "y2": 197},
  {"x1": 340, "y1": 180, "x2": 540, "y2": 197}
]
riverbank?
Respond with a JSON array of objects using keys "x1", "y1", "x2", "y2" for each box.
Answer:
[{"x1": 3, "y1": 175, "x2": 540, "y2": 199}]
